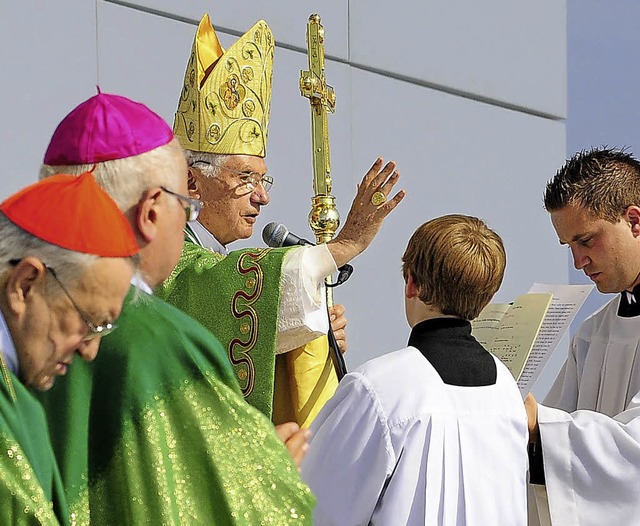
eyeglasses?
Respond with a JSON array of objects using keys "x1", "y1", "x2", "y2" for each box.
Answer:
[
  {"x1": 45, "y1": 266, "x2": 118, "y2": 341},
  {"x1": 160, "y1": 186, "x2": 203, "y2": 222},
  {"x1": 7, "y1": 260, "x2": 118, "y2": 341},
  {"x1": 224, "y1": 167, "x2": 274, "y2": 193},
  {"x1": 189, "y1": 160, "x2": 273, "y2": 192}
]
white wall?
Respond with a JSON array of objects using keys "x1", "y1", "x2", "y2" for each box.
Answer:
[
  {"x1": 0, "y1": 1, "x2": 568, "y2": 397},
  {"x1": 0, "y1": 0, "x2": 97, "y2": 196}
]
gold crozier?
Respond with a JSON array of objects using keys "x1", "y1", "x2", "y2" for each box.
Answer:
[{"x1": 299, "y1": 13, "x2": 339, "y2": 304}]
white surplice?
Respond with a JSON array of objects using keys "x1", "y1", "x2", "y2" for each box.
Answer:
[
  {"x1": 538, "y1": 296, "x2": 640, "y2": 526},
  {"x1": 301, "y1": 347, "x2": 528, "y2": 526},
  {"x1": 533, "y1": 296, "x2": 640, "y2": 525}
]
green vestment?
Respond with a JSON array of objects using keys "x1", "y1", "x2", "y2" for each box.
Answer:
[
  {"x1": 158, "y1": 240, "x2": 289, "y2": 418},
  {"x1": 39, "y1": 288, "x2": 314, "y2": 525},
  {"x1": 0, "y1": 360, "x2": 69, "y2": 525}
]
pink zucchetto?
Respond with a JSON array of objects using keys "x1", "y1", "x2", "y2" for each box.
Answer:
[{"x1": 43, "y1": 90, "x2": 174, "y2": 165}]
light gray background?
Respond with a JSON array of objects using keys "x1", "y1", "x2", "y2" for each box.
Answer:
[{"x1": 1, "y1": 1, "x2": 625, "y2": 399}]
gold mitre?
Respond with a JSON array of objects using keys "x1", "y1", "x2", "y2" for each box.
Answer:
[{"x1": 174, "y1": 14, "x2": 274, "y2": 157}]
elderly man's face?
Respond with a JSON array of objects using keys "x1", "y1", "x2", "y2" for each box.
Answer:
[
  {"x1": 196, "y1": 155, "x2": 270, "y2": 246},
  {"x1": 152, "y1": 148, "x2": 191, "y2": 285},
  {"x1": 15, "y1": 257, "x2": 134, "y2": 390}
]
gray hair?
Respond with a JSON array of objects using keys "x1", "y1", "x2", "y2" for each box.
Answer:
[
  {"x1": 185, "y1": 150, "x2": 230, "y2": 178},
  {"x1": 39, "y1": 138, "x2": 186, "y2": 213},
  {"x1": 0, "y1": 213, "x2": 97, "y2": 288}
]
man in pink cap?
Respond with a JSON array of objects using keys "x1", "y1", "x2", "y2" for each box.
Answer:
[
  {"x1": 39, "y1": 91, "x2": 319, "y2": 525},
  {"x1": 0, "y1": 173, "x2": 138, "y2": 525}
]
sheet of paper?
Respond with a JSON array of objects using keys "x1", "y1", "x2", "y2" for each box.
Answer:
[
  {"x1": 471, "y1": 303, "x2": 512, "y2": 348},
  {"x1": 516, "y1": 283, "x2": 594, "y2": 393},
  {"x1": 489, "y1": 293, "x2": 553, "y2": 381}
]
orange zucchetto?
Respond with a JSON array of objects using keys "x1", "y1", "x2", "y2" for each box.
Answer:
[{"x1": 0, "y1": 172, "x2": 138, "y2": 257}]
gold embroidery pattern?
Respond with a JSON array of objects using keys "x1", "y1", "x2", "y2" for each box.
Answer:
[
  {"x1": 0, "y1": 353, "x2": 16, "y2": 402},
  {"x1": 0, "y1": 435, "x2": 58, "y2": 524},
  {"x1": 88, "y1": 378, "x2": 313, "y2": 524},
  {"x1": 229, "y1": 249, "x2": 270, "y2": 395},
  {"x1": 173, "y1": 18, "x2": 274, "y2": 157}
]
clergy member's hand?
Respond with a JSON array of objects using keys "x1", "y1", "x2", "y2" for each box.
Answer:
[
  {"x1": 524, "y1": 393, "x2": 539, "y2": 444},
  {"x1": 330, "y1": 304, "x2": 348, "y2": 355},
  {"x1": 327, "y1": 158, "x2": 405, "y2": 268},
  {"x1": 275, "y1": 422, "x2": 311, "y2": 469}
]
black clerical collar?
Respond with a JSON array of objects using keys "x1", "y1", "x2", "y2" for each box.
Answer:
[
  {"x1": 407, "y1": 317, "x2": 496, "y2": 386},
  {"x1": 618, "y1": 283, "x2": 640, "y2": 318},
  {"x1": 409, "y1": 317, "x2": 470, "y2": 337}
]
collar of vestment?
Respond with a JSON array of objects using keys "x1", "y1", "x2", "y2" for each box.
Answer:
[
  {"x1": 0, "y1": 309, "x2": 18, "y2": 375},
  {"x1": 185, "y1": 221, "x2": 228, "y2": 255},
  {"x1": 408, "y1": 317, "x2": 497, "y2": 386},
  {"x1": 130, "y1": 274, "x2": 153, "y2": 295},
  {"x1": 618, "y1": 282, "x2": 640, "y2": 317}
]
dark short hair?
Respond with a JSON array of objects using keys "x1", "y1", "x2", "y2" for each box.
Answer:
[
  {"x1": 544, "y1": 147, "x2": 640, "y2": 222},
  {"x1": 401, "y1": 214, "x2": 506, "y2": 320}
]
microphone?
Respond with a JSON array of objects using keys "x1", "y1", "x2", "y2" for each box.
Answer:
[
  {"x1": 262, "y1": 222, "x2": 314, "y2": 248},
  {"x1": 261, "y1": 222, "x2": 350, "y2": 379},
  {"x1": 262, "y1": 221, "x2": 354, "y2": 290}
]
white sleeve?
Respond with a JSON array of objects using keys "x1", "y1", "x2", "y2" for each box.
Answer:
[
  {"x1": 300, "y1": 372, "x2": 394, "y2": 526},
  {"x1": 542, "y1": 335, "x2": 582, "y2": 412},
  {"x1": 537, "y1": 394, "x2": 640, "y2": 526},
  {"x1": 275, "y1": 244, "x2": 338, "y2": 354}
]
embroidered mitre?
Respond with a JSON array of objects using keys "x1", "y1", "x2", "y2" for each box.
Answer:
[{"x1": 174, "y1": 13, "x2": 274, "y2": 157}]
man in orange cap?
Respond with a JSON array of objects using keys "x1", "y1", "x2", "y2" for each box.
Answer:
[{"x1": 0, "y1": 172, "x2": 138, "y2": 525}]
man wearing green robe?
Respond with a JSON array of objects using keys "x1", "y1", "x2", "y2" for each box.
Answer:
[
  {"x1": 160, "y1": 14, "x2": 404, "y2": 426},
  {"x1": 0, "y1": 173, "x2": 139, "y2": 524},
  {"x1": 39, "y1": 92, "x2": 316, "y2": 525}
]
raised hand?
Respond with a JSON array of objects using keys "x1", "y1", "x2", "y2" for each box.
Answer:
[{"x1": 328, "y1": 158, "x2": 405, "y2": 268}]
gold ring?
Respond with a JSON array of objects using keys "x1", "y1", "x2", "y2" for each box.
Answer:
[{"x1": 371, "y1": 191, "x2": 386, "y2": 206}]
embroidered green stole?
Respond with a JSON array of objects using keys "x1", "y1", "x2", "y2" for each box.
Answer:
[{"x1": 158, "y1": 240, "x2": 287, "y2": 418}]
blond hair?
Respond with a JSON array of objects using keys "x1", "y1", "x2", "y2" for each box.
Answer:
[{"x1": 402, "y1": 214, "x2": 506, "y2": 320}]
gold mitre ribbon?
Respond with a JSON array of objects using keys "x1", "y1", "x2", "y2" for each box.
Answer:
[{"x1": 174, "y1": 14, "x2": 274, "y2": 157}]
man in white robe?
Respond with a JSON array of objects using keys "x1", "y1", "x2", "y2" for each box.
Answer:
[
  {"x1": 527, "y1": 147, "x2": 640, "y2": 525},
  {"x1": 301, "y1": 214, "x2": 529, "y2": 526}
]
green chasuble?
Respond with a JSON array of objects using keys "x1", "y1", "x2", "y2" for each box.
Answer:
[
  {"x1": 39, "y1": 287, "x2": 314, "y2": 525},
  {"x1": 158, "y1": 240, "x2": 289, "y2": 418},
  {"x1": 0, "y1": 361, "x2": 69, "y2": 525}
]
